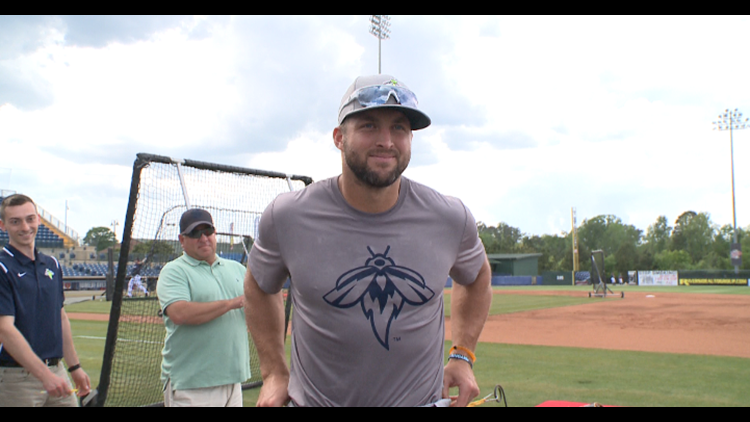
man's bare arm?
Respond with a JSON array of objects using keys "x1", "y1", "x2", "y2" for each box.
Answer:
[
  {"x1": 61, "y1": 309, "x2": 91, "y2": 396},
  {"x1": 165, "y1": 296, "x2": 244, "y2": 326},
  {"x1": 450, "y1": 257, "x2": 492, "y2": 350},
  {"x1": 443, "y1": 257, "x2": 493, "y2": 407},
  {"x1": 244, "y1": 267, "x2": 289, "y2": 407}
]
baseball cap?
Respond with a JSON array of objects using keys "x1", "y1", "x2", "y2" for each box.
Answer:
[
  {"x1": 338, "y1": 74, "x2": 431, "y2": 130},
  {"x1": 179, "y1": 208, "x2": 214, "y2": 235}
]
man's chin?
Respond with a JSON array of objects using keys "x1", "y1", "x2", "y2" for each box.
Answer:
[{"x1": 355, "y1": 171, "x2": 401, "y2": 188}]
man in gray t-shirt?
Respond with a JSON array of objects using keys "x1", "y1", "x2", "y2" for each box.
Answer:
[{"x1": 245, "y1": 74, "x2": 493, "y2": 407}]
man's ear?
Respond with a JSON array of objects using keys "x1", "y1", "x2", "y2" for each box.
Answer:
[{"x1": 333, "y1": 126, "x2": 344, "y2": 151}]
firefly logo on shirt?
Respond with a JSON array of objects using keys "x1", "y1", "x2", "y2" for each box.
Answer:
[
  {"x1": 45, "y1": 269, "x2": 55, "y2": 280},
  {"x1": 323, "y1": 246, "x2": 434, "y2": 350}
]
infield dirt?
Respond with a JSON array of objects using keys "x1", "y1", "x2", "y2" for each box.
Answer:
[
  {"x1": 68, "y1": 290, "x2": 750, "y2": 359},
  {"x1": 446, "y1": 290, "x2": 750, "y2": 359}
]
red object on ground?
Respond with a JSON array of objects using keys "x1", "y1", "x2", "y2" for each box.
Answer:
[{"x1": 536, "y1": 400, "x2": 616, "y2": 407}]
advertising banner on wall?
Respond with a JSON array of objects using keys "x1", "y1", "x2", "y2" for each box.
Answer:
[
  {"x1": 678, "y1": 278, "x2": 748, "y2": 286},
  {"x1": 638, "y1": 271, "x2": 678, "y2": 286}
]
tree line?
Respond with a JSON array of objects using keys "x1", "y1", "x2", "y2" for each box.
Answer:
[
  {"x1": 477, "y1": 211, "x2": 749, "y2": 274},
  {"x1": 83, "y1": 210, "x2": 749, "y2": 274}
]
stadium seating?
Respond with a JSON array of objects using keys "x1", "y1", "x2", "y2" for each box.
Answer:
[
  {"x1": 575, "y1": 271, "x2": 591, "y2": 284},
  {"x1": 57, "y1": 259, "x2": 232, "y2": 279}
]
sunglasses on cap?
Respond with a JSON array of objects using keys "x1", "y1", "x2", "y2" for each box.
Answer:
[
  {"x1": 183, "y1": 227, "x2": 216, "y2": 239},
  {"x1": 340, "y1": 84, "x2": 419, "y2": 112}
]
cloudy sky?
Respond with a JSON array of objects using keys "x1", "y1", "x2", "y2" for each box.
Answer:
[{"x1": 1, "y1": 15, "x2": 749, "y2": 242}]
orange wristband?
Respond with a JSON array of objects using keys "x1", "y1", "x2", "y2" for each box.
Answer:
[{"x1": 449, "y1": 345, "x2": 476, "y2": 364}]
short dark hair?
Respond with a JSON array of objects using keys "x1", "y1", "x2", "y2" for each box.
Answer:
[{"x1": 0, "y1": 194, "x2": 37, "y2": 222}]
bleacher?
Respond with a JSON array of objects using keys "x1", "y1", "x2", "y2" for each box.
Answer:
[
  {"x1": 575, "y1": 271, "x2": 591, "y2": 285},
  {"x1": 60, "y1": 263, "x2": 165, "y2": 278}
]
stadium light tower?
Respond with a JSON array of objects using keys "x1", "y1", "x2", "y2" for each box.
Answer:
[
  {"x1": 571, "y1": 207, "x2": 579, "y2": 274},
  {"x1": 369, "y1": 15, "x2": 391, "y2": 74},
  {"x1": 111, "y1": 220, "x2": 119, "y2": 242},
  {"x1": 713, "y1": 108, "x2": 748, "y2": 274}
]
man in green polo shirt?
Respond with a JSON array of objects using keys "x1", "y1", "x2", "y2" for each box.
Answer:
[{"x1": 157, "y1": 208, "x2": 250, "y2": 407}]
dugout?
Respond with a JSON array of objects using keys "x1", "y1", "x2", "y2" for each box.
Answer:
[{"x1": 487, "y1": 253, "x2": 542, "y2": 276}]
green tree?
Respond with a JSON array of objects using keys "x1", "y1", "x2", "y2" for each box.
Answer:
[
  {"x1": 519, "y1": 233, "x2": 570, "y2": 272},
  {"x1": 643, "y1": 215, "x2": 672, "y2": 255},
  {"x1": 654, "y1": 249, "x2": 692, "y2": 270},
  {"x1": 741, "y1": 227, "x2": 750, "y2": 270},
  {"x1": 83, "y1": 227, "x2": 118, "y2": 252},
  {"x1": 477, "y1": 222, "x2": 524, "y2": 254},
  {"x1": 131, "y1": 240, "x2": 178, "y2": 258},
  {"x1": 614, "y1": 241, "x2": 638, "y2": 275},
  {"x1": 576, "y1": 215, "x2": 642, "y2": 273},
  {"x1": 671, "y1": 211, "x2": 716, "y2": 265}
]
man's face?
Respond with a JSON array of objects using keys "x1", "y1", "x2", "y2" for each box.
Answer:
[
  {"x1": 0, "y1": 202, "x2": 39, "y2": 250},
  {"x1": 335, "y1": 108, "x2": 413, "y2": 188},
  {"x1": 178, "y1": 224, "x2": 217, "y2": 264}
]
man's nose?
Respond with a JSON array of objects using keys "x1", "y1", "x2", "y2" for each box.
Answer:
[{"x1": 375, "y1": 127, "x2": 395, "y2": 149}]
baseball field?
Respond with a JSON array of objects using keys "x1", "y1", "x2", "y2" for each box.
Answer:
[{"x1": 65, "y1": 285, "x2": 750, "y2": 407}]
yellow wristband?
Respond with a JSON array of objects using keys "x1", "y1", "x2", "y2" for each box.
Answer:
[{"x1": 450, "y1": 345, "x2": 476, "y2": 364}]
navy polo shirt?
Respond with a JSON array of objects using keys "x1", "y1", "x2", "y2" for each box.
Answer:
[{"x1": 0, "y1": 244, "x2": 65, "y2": 364}]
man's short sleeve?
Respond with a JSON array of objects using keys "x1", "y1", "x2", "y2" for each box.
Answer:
[
  {"x1": 449, "y1": 201, "x2": 487, "y2": 286},
  {"x1": 156, "y1": 262, "x2": 191, "y2": 312},
  {"x1": 248, "y1": 198, "x2": 289, "y2": 294},
  {"x1": 0, "y1": 266, "x2": 15, "y2": 317}
]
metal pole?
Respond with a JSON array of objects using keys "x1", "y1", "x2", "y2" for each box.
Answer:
[
  {"x1": 378, "y1": 36, "x2": 382, "y2": 74},
  {"x1": 730, "y1": 124, "x2": 739, "y2": 274},
  {"x1": 173, "y1": 160, "x2": 192, "y2": 209},
  {"x1": 370, "y1": 15, "x2": 390, "y2": 75},
  {"x1": 714, "y1": 108, "x2": 747, "y2": 275},
  {"x1": 730, "y1": 124, "x2": 737, "y2": 239}
]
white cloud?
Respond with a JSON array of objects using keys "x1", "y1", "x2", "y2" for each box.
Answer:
[{"x1": 1, "y1": 15, "x2": 749, "y2": 241}]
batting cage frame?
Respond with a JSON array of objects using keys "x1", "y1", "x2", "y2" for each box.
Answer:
[
  {"x1": 588, "y1": 249, "x2": 624, "y2": 299},
  {"x1": 84, "y1": 153, "x2": 312, "y2": 407}
]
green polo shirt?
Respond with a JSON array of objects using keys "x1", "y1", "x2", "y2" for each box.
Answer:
[{"x1": 157, "y1": 253, "x2": 251, "y2": 390}]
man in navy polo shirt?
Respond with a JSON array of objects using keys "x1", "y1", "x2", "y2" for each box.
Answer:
[{"x1": 0, "y1": 194, "x2": 91, "y2": 407}]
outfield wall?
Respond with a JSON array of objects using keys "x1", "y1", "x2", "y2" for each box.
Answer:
[{"x1": 636, "y1": 269, "x2": 750, "y2": 287}]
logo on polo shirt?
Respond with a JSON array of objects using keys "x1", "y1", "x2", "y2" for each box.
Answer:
[
  {"x1": 18, "y1": 272, "x2": 27, "y2": 278},
  {"x1": 45, "y1": 269, "x2": 55, "y2": 280}
]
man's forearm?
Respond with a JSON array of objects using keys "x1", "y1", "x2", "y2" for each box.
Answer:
[
  {"x1": 165, "y1": 298, "x2": 240, "y2": 326},
  {"x1": 61, "y1": 309, "x2": 80, "y2": 367},
  {"x1": 244, "y1": 269, "x2": 288, "y2": 380},
  {"x1": 450, "y1": 258, "x2": 492, "y2": 351}
]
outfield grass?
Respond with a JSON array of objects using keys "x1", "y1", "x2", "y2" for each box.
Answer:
[
  {"x1": 472, "y1": 342, "x2": 750, "y2": 407},
  {"x1": 67, "y1": 285, "x2": 750, "y2": 407},
  {"x1": 66, "y1": 298, "x2": 111, "y2": 314},
  {"x1": 492, "y1": 284, "x2": 750, "y2": 295},
  {"x1": 445, "y1": 293, "x2": 616, "y2": 318}
]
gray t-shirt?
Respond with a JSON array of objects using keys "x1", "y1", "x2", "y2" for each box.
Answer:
[{"x1": 249, "y1": 176, "x2": 486, "y2": 407}]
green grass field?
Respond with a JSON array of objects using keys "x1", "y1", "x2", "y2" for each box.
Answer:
[{"x1": 65, "y1": 285, "x2": 750, "y2": 407}]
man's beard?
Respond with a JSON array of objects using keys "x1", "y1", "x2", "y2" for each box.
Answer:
[{"x1": 343, "y1": 144, "x2": 410, "y2": 188}]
